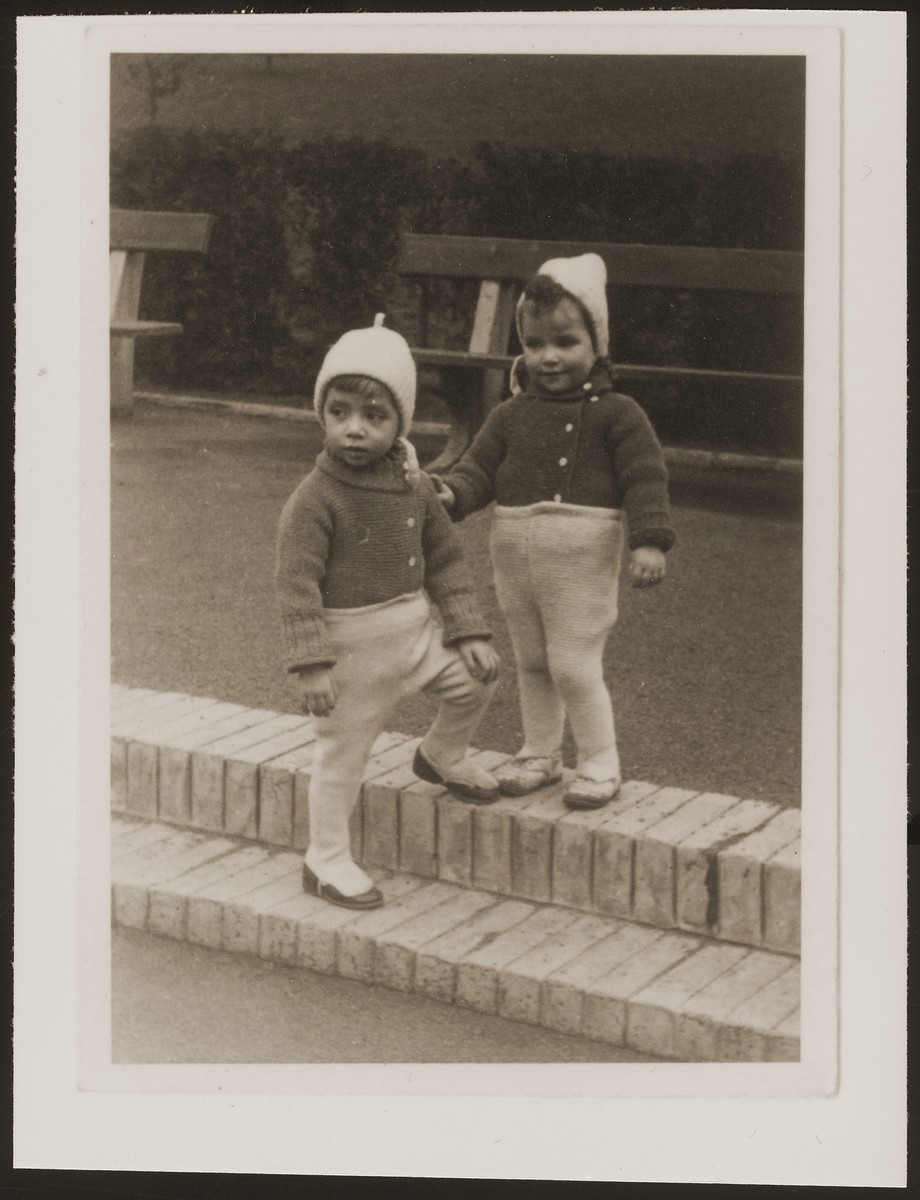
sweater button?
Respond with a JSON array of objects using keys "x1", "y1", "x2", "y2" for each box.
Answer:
[
  {"x1": 408, "y1": 556, "x2": 417, "y2": 567},
  {"x1": 589, "y1": 395, "x2": 599, "y2": 403},
  {"x1": 553, "y1": 494, "x2": 562, "y2": 503},
  {"x1": 583, "y1": 381, "x2": 592, "y2": 390},
  {"x1": 559, "y1": 457, "x2": 568, "y2": 467},
  {"x1": 565, "y1": 423, "x2": 573, "y2": 432},
  {"x1": 406, "y1": 517, "x2": 415, "y2": 527}
]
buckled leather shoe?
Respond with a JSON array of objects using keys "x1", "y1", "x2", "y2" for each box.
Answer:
[
  {"x1": 562, "y1": 776, "x2": 621, "y2": 810},
  {"x1": 412, "y1": 746, "x2": 500, "y2": 805},
  {"x1": 302, "y1": 864, "x2": 383, "y2": 910},
  {"x1": 495, "y1": 754, "x2": 563, "y2": 797}
]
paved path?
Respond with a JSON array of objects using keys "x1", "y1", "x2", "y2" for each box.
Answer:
[{"x1": 111, "y1": 404, "x2": 802, "y2": 805}]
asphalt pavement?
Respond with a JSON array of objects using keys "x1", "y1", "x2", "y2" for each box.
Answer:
[{"x1": 111, "y1": 403, "x2": 802, "y2": 805}]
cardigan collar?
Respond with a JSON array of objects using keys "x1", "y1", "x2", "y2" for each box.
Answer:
[
  {"x1": 510, "y1": 356, "x2": 618, "y2": 403},
  {"x1": 316, "y1": 446, "x2": 412, "y2": 493}
]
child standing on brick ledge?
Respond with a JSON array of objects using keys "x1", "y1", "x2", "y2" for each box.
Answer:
[
  {"x1": 434, "y1": 254, "x2": 675, "y2": 811},
  {"x1": 276, "y1": 316, "x2": 501, "y2": 911}
]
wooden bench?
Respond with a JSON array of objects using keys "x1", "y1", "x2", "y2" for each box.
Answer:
[
  {"x1": 110, "y1": 208, "x2": 215, "y2": 412},
  {"x1": 396, "y1": 232, "x2": 804, "y2": 470}
]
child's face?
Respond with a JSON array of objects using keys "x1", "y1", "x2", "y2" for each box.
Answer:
[
  {"x1": 520, "y1": 298, "x2": 596, "y2": 395},
  {"x1": 323, "y1": 384, "x2": 400, "y2": 468}
]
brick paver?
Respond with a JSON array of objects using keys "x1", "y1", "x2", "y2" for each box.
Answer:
[
  {"x1": 221, "y1": 856, "x2": 305, "y2": 954},
  {"x1": 295, "y1": 873, "x2": 419, "y2": 974},
  {"x1": 625, "y1": 941, "x2": 750, "y2": 1057},
  {"x1": 146, "y1": 844, "x2": 265, "y2": 939},
  {"x1": 185, "y1": 851, "x2": 290, "y2": 947},
  {"x1": 436, "y1": 791, "x2": 475, "y2": 884},
  {"x1": 763, "y1": 838, "x2": 801, "y2": 953},
  {"x1": 594, "y1": 785, "x2": 698, "y2": 919},
  {"x1": 551, "y1": 779, "x2": 656, "y2": 910},
  {"x1": 362, "y1": 744, "x2": 421, "y2": 870},
  {"x1": 497, "y1": 913, "x2": 616, "y2": 1025},
  {"x1": 189, "y1": 713, "x2": 309, "y2": 831},
  {"x1": 541, "y1": 921, "x2": 660, "y2": 1036},
  {"x1": 509, "y1": 785, "x2": 570, "y2": 903},
  {"x1": 414, "y1": 898, "x2": 534, "y2": 1003},
  {"x1": 398, "y1": 779, "x2": 444, "y2": 877},
  {"x1": 374, "y1": 888, "x2": 497, "y2": 992},
  {"x1": 112, "y1": 831, "x2": 235, "y2": 929},
  {"x1": 716, "y1": 808, "x2": 801, "y2": 943},
  {"x1": 336, "y1": 879, "x2": 456, "y2": 984},
  {"x1": 716, "y1": 960, "x2": 800, "y2": 1061},
  {"x1": 112, "y1": 692, "x2": 217, "y2": 737},
  {"x1": 675, "y1": 797, "x2": 778, "y2": 931},
  {"x1": 257, "y1": 740, "x2": 318, "y2": 847},
  {"x1": 632, "y1": 791, "x2": 737, "y2": 927},
  {"x1": 672, "y1": 948, "x2": 796, "y2": 1060},
  {"x1": 455, "y1": 906, "x2": 580, "y2": 1015},
  {"x1": 581, "y1": 931, "x2": 703, "y2": 1045},
  {"x1": 471, "y1": 794, "x2": 522, "y2": 894}
]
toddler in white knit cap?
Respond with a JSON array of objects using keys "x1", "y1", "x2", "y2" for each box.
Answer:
[
  {"x1": 435, "y1": 255, "x2": 675, "y2": 810},
  {"x1": 276, "y1": 315, "x2": 500, "y2": 910}
]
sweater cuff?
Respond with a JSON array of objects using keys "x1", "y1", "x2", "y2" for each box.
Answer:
[
  {"x1": 628, "y1": 526, "x2": 676, "y2": 553},
  {"x1": 438, "y1": 591, "x2": 492, "y2": 645},
  {"x1": 282, "y1": 614, "x2": 336, "y2": 672},
  {"x1": 441, "y1": 476, "x2": 473, "y2": 522}
]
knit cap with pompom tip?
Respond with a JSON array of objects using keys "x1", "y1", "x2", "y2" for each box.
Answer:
[{"x1": 314, "y1": 313, "x2": 417, "y2": 436}]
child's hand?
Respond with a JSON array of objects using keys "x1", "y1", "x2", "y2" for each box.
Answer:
[
  {"x1": 630, "y1": 545, "x2": 667, "y2": 588},
  {"x1": 430, "y1": 475, "x2": 456, "y2": 511},
  {"x1": 296, "y1": 665, "x2": 337, "y2": 717},
  {"x1": 457, "y1": 638, "x2": 500, "y2": 684}
]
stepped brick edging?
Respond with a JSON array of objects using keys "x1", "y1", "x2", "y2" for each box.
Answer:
[
  {"x1": 111, "y1": 813, "x2": 800, "y2": 1062},
  {"x1": 111, "y1": 686, "x2": 800, "y2": 954}
]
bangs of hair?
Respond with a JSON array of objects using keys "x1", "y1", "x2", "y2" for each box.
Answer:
[
  {"x1": 521, "y1": 274, "x2": 597, "y2": 350},
  {"x1": 327, "y1": 374, "x2": 396, "y2": 406}
]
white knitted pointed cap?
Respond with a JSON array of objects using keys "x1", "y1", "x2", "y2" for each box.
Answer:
[
  {"x1": 314, "y1": 313, "x2": 417, "y2": 435},
  {"x1": 515, "y1": 252, "x2": 609, "y2": 358}
]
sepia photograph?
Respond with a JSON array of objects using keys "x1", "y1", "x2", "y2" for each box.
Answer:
[
  {"x1": 14, "y1": 10, "x2": 905, "y2": 1186},
  {"x1": 106, "y1": 40, "x2": 808, "y2": 1069}
]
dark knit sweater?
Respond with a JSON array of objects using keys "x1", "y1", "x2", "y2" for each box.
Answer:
[
  {"x1": 442, "y1": 358, "x2": 676, "y2": 552},
  {"x1": 276, "y1": 447, "x2": 491, "y2": 672}
]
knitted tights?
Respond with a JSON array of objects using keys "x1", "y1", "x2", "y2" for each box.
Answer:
[
  {"x1": 491, "y1": 502, "x2": 623, "y2": 779},
  {"x1": 305, "y1": 592, "x2": 496, "y2": 895}
]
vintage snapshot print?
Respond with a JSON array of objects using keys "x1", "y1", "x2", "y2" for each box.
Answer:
[{"x1": 14, "y1": 11, "x2": 905, "y2": 1186}]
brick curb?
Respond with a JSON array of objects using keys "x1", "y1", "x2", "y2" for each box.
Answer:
[
  {"x1": 111, "y1": 811, "x2": 799, "y2": 1061},
  {"x1": 132, "y1": 391, "x2": 803, "y2": 476},
  {"x1": 112, "y1": 686, "x2": 801, "y2": 955}
]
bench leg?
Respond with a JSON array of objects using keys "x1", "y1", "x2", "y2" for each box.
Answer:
[
  {"x1": 111, "y1": 337, "x2": 137, "y2": 414},
  {"x1": 422, "y1": 364, "x2": 506, "y2": 473}
]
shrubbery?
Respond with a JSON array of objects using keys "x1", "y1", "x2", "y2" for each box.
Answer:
[{"x1": 111, "y1": 128, "x2": 804, "y2": 454}]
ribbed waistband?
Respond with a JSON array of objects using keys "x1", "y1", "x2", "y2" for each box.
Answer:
[
  {"x1": 494, "y1": 502, "x2": 622, "y2": 524},
  {"x1": 323, "y1": 590, "x2": 429, "y2": 641}
]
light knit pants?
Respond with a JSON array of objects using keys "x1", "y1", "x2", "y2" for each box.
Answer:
[
  {"x1": 306, "y1": 591, "x2": 497, "y2": 894},
  {"x1": 491, "y1": 502, "x2": 624, "y2": 779}
]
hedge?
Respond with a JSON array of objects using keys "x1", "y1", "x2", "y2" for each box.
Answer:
[{"x1": 111, "y1": 128, "x2": 804, "y2": 455}]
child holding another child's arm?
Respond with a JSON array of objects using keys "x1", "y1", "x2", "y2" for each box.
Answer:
[{"x1": 434, "y1": 254, "x2": 675, "y2": 810}]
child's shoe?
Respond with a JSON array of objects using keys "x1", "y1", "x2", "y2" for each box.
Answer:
[
  {"x1": 562, "y1": 775, "x2": 621, "y2": 810},
  {"x1": 301, "y1": 863, "x2": 383, "y2": 911},
  {"x1": 495, "y1": 754, "x2": 563, "y2": 797},
  {"x1": 412, "y1": 746, "x2": 499, "y2": 805}
]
